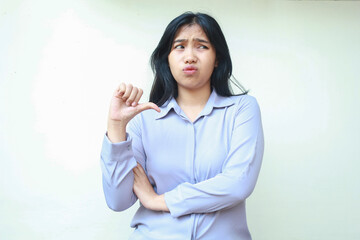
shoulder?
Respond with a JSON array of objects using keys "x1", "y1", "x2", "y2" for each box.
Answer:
[
  {"x1": 226, "y1": 95, "x2": 262, "y2": 125},
  {"x1": 229, "y1": 94, "x2": 260, "y2": 112}
]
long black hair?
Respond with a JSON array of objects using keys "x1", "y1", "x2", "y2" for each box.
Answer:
[{"x1": 150, "y1": 12, "x2": 248, "y2": 106}]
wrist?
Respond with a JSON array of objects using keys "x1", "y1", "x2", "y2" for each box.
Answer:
[
  {"x1": 151, "y1": 194, "x2": 169, "y2": 212},
  {"x1": 108, "y1": 119, "x2": 127, "y2": 128},
  {"x1": 107, "y1": 120, "x2": 127, "y2": 143}
]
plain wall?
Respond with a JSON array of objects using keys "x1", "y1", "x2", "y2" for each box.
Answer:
[{"x1": 1, "y1": 0, "x2": 359, "y2": 239}]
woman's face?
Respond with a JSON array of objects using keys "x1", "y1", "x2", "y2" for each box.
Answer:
[{"x1": 168, "y1": 24, "x2": 217, "y2": 93}]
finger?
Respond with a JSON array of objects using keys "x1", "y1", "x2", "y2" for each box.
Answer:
[
  {"x1": 132, "y1": 88, "x2": 143, "y2": 107},
  {"x1": 115, "y1": 83, "x2": 126, "y2": 98},
  {"x1": 135, "y1": 102, "x2": 161, "y2": 114},
  {"x1": 122, "y1": 84, "x2": 133, "y2": 100},
  {"x1": 133, "y1": 163, "x2": 144, "y2": 176},
  {"x1": 136, "y1": 163, "x2": 146, "y2": 174},
  {"x1": 133, "y1": 174, "x2": 139, "y2": 185},
  {"x1": 127, "y1": 87, "x2": 139, "y2": 106},
  {"x1": 133, "y1": 165, "x2": 140, "y2": 176},
  {"x1": 133, "y1": 173, "x2": 138, "y2": 183}
]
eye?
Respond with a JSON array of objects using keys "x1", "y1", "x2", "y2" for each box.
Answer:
[
  {"x1": 199, "y1": 45, "x2": 209, "y2": 49},
  {"x1": 174, "y1": 45, "x2": 184, "y2": 49}
]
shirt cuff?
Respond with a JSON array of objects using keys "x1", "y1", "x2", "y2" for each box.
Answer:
[
  {"x1": 164, "y1": 185, "x2": 187, "y2": 218},
  {"x1": 101, "y1": 133, "x2": 134, "y2": 162}
]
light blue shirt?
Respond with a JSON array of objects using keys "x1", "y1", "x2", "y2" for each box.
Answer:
[{"x1": 100, "y1": 90, "x2": 264, "y2": 240}]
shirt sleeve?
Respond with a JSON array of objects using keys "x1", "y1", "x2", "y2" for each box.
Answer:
[
  {"x1": 100, "y1": 115, "x2": 145, "y2": 211},
  {"x1": 164, "y1": 96, "x2": 264, "y2": 218}
]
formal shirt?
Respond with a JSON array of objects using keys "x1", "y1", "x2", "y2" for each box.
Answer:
[{"x1": 100, "y1": 90, "x2": 264, "y2": 240}]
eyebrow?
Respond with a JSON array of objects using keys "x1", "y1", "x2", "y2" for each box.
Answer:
[{"x1": 173, "y1": 38, "x2": 210, "y2": 44}]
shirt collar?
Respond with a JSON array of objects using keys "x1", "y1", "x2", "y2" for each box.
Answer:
[
  {"x1": 155, "y1": 98, "x2": 181, "y2": 120},
  {"x1": 155, "y1": 90, "x2": 235, "y2": 120}
]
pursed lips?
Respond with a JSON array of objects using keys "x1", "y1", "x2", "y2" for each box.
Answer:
[{"x1": 183, "y1": 66, "x2": 198, "y2": 75}]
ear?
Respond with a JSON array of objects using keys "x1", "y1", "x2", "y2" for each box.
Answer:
[{"x1": 214, "y1": 59, "x2": 218, "y2": 67}]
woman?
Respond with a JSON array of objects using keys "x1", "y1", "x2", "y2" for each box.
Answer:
[{"x1": 101, "y1": 12, "x2": 264, "y2": 240}]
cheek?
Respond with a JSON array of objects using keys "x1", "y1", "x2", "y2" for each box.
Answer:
[
  {"x1": 203, "y1": 53, "x2": 216, "y2": 70},
  {"x1": 167, "y1": 61, "x2": 178, "y2": 81},
  {"x1": 168, "y1": 55, "x2": 176, "y2": 69},
  {"x1": 168, "y1": 56, "x2": 182, "y2": 74},
  {"x1": 205, "y1": 60, "x2": 216, "y2": 72},
  {"x1": 168, "y1": 60, "x2": 175, "y2": 73}
]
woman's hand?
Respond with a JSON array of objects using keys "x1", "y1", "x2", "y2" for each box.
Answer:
[
  {"x1": 109, "y1": 83, "x2": 160, "y2": 124},
  {"x1": 107, "y1": 83, "x2": 160, "y2": 142},
  {"x1": 133, "y1": 163, "x2": 169, "y2": 212}
]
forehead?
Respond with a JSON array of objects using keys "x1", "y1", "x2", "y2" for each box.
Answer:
[{"x1": 174, "y1": 24, "x2": 209, "y2": 40}]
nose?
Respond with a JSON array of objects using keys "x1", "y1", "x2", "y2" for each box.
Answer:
[{"x1": 184, "y1": 48, "x2": 197, "y2": 64}]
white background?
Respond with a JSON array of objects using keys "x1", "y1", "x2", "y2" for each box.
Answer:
[{"x1": 1, "y1": 0, "x2": 359, "y2": 239}]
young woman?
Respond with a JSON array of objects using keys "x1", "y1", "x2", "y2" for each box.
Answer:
[{"x1": 101, "y1": 12, "x2": 264, "y2": 240}]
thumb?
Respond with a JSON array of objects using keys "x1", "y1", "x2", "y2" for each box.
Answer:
[{"x1": 135, "y1": 102, "x2": 161, "y2": 114}]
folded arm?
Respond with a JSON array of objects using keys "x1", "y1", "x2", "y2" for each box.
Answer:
[{"x1": 164, "y1": 96, "x2": 264, "y2": 217}]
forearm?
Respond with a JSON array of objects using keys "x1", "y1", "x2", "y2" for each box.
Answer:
[
  {"x1": 156, "y1": 195, "x2": 169, "y2": 212},
  {"x1": 145, "y1": 194, "x2": 169, "y2": 212},
  {"x1": 107, "y1": 120, "x2": 127, "y2": 143},
  {"x1": 164, "y1": 166, "x2": 261, "y2": 217},
  {"x1": 132, "y1": 163, "x2": 169, "y2": 212},
  {"x1": 102, "y1": 169, "x2": 137, "y2": 211},
  {"x1": 100, "y1": 134, "x2": 138, "y2": 211}
]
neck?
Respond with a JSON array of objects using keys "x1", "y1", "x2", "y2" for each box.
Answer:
[{"x1": 176, "y1": 85, "x2": 211, "y2": 108}]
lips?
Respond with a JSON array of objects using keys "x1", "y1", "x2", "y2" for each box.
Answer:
[{"x1": 183, "y1": 66, "x2": 198, "y2": 75}]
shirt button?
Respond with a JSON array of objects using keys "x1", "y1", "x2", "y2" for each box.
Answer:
[{"x1": 127, "y1": 145, "x2": 131, "y2": 151}]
